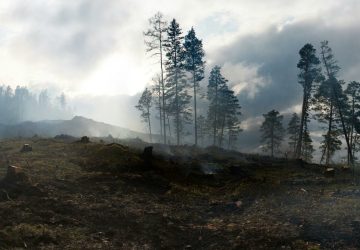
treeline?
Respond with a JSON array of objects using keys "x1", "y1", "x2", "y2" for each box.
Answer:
[
  {"x1": 136, "y1": 13, "x2": 360, "y2": 164},
  {"x1": 259, "y1": 41, "x2": 360, "y2": 164},
  {"x1": 136, "y1": 12, "x2": 242, "y2": 149},
  {"x1": 0, "y1": 85, "x2": 71, "y2": 124}
]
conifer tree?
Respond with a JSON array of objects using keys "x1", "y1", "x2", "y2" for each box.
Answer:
[
  {"x1": 295, "y1": 44, "x2": 321, "y2": 158},
  {"x1": 316, "y1": 41, "x2": 353, "y2": 164},
  {"x1": 260, "y1": 110, "x2": 285, "y2": 157},
  {"x1": 302, "y1": 130, "x2": 315, "y2": 162},
  {"x1": 226, "y1": 112, "x2": 243, "y2": 150},
  {"x1": 217, "y1": 86, "x2": 241, "y2": 147},
  {"x1": 287, "y1": 113, "x2": 300, "y2": 156},
  {"x1": 135, "y1": 88, "x2": 153, "y2": 142},
  {"x1": 207, "y1": 66, "x2": 227, "y2": 145},
  {"x1": 184, "y1": 28, "x2": 205, "y2": 146},
  {"x1": 344, "y1": 81, "x2": 360, "y2": 163},
  {"x1": 207, "y1": 66, "x2": 241, "y2": 148},
  {"x1": 313, "y1": 87, "x2": 342, "y2": 164},
  {"x1": 164, "y1": 19, "x2": 191, "y2": 145}
]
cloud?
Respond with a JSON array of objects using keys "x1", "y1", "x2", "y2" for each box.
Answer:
[
  {"x1": 0, "y1": 0, "x2": 357, "y2": 94},
  {"x1": 221, "y1": 62, "x2": 269, "y2": 99},
  {"x1": 200, "y1": 8, "x2": 360, "y2": 155},
  {"x1": 212, "y1": 17, "x2": 360, "y2": 120},
  {"x1": 0, "y1": 0, "x2": 359, "y2": 158},
  {"x1": 5, "y1": 1, "x2": 130, "y2": 77}
]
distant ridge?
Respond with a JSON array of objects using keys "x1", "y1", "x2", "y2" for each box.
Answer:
[{"x1": 0, "y1": 116, "x2": 152, "y2": 140}]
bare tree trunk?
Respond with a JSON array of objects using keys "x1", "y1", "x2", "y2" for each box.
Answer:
[
  {"x1": 159, "y1": 23, "x2": 166, "y2": 145},
  {"x1": 320, "y1": 47, "x2": 354, "y2": 165},
  {"x1": 158, "y1": 84, "x2": 163, "y2": 140},
  {"x1": 296, "y1": 92, "x2": 307, "y2": 158},
  {"x1": 333, "y1": 86, "x2": 354, "y2": 165},
  {"x1": 271, "y1": 123, "x2": 274, "y2": 158},
  {"x1": 175, "y1": 76, "x2": 180, "y2": 145},
  {"x1": 147, "y1": 107, "x2": 152, "y2": 143},
  {"x1": 193, "y1": 71, "x2": 198, "y2": 146},
  {"x1": 219, "y1": 114, "x2": 226, "y2": 147},
  {"x1": 228, "y1": 129, "x2": 232, "y2": 150},
  {"x1": 167, "y1": 113, "x2": 172, "y2": 144},
  {"x1": 326, "y1": 101, "x2": 333, "y2": 165},
  {"x1": 320, "y1": 144, "x2": 326, "y2": 164},
  {"x1": 349, "y1": 96, "x2": 355, "y2": 165},
  {"x1": 213, "y1": 79, "x2": 218, "y2": 146}
]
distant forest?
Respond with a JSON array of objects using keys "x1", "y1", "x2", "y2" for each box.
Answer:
[
  {"x1": 0, "y1": 85, "x2": 71, "y2": 124},
  {"x1": 136, "y1": 12, "x2": 360, "y2": 165}
]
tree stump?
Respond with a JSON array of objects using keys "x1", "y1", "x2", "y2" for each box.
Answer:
[
  {"x1": 4, "y1": 166, "x2": 28, "y2": 183},
  {"x1": 80, "y1": 136, "x2": 90, "y2": 143},
  {"x1": 20, "y1": 144, "x2": 32, "y2": 152},
  {"x1": 341, "y1": 165, "x2": 350, "y2": 171},
  {"x1": 324, "y1": 168, "x2": 335, "y2": 177},
  {"x1": 142, "y1": 146, "x2": 153, "y2": 168},
  {"x1": 143, "y1": 146, "x2": 153, "y2": 158}
]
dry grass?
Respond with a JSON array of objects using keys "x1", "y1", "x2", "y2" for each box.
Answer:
[{"x1": 0, "y1": 138, "x2": 359, "y2": 249}]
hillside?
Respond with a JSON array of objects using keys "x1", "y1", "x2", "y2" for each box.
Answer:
[
  {"x1": 0, "y1": 116, "x2": 153, "y2": 141},
  {"x1": 0, "y1": 138, "x2": 359, "y2": 249}
]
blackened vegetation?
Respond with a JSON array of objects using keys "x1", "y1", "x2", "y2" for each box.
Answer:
[
  {"x1": 0, "y1": 139, "x2": 359, "y2": 249},
  {"x1": 54, "y1": 134, "x2": 77, "y2": 141}
]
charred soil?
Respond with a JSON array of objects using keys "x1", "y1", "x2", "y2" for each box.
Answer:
[{"x1": 0, "y1": 139, "x2": 359, "y2": 249}]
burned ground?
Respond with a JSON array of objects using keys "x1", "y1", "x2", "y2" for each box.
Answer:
[{"x1": 0, "y1": 138, "x2": 359, "y2": 249}]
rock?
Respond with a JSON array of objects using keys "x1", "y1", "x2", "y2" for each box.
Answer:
[
  {"x1": 324, "y1": 168, "x2": 335, "y2": 177},
  {"x1": 20, "y1": 144, "x2": 32, "y2": 152},
  {"x1": 80, "y1": 136, "x2": 90, "y2": 143}
]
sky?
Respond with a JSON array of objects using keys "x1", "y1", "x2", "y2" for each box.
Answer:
[{"x1": 0, "y1": 0, "x2": 360, "y2": 154}]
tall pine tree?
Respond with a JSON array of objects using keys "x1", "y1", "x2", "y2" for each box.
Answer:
[
  {"x1": 184, "y1": 28, "x2": 205, "y2": 146},
  {"x1": 164, "y1": 19, "x2": 191, "y2": 145},
  {"x1": 317, "y1": 41, "x2": 353, "y2": 165},
  {"x1": 295, "y1": 44, "x2": 321, "y2": 159}
]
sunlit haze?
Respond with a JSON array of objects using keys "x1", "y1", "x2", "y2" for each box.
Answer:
[
  {"x1": 1, "y1": 1, "x2": 358, "y2": 96},
  {"x1": 0, "y1": 0, "x2": 359, "y2": 154}
]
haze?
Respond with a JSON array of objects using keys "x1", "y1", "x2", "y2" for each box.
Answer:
[{"x1": 0, "y1": 0, "x2": 359, "y2": 155}]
